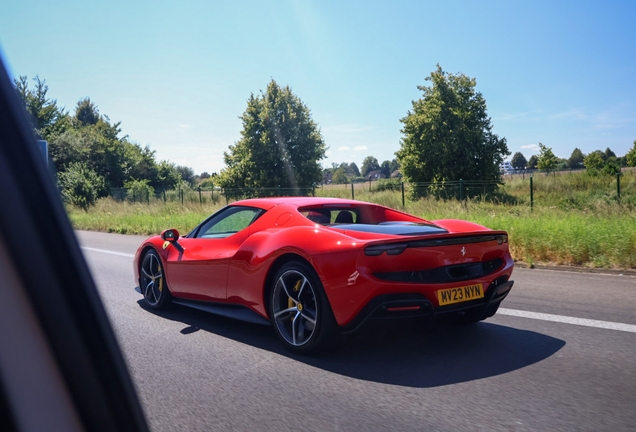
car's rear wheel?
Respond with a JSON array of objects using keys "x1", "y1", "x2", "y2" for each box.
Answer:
[
  {"x1": 269, "y1": 261, "x2": 338, "y2": 353},
  {"x1": 140, "y1": 249, "x2": 171, "y2": 309}
]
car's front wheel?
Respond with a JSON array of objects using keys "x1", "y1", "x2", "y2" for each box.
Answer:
[
  {"x1": 269, "y1": 261, "x2": 338, "y2": 353},
  {"x1": 139, "y1": 249, "x2": 171, "y2": 309}
]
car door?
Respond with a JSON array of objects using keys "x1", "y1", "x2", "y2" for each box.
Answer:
[{"x1": 164, "y1": 206, "x2": 263, "y2": 301}]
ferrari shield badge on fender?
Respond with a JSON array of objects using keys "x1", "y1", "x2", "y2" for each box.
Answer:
[{"x1": 163, "y1": 241, "x2": 170, "y2": 250}]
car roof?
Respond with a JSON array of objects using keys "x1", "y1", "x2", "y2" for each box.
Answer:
[{"x1": 230, "y1": 196, "x2": 371, "y2": 210}]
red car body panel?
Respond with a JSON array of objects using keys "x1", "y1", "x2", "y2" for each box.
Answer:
[{"x1": 134, "y1": 197, "x2": 514, "y2": 328}]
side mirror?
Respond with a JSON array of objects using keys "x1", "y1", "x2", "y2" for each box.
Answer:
[{"x1": 161, "y1": 229, "x2": 180, "y2": 242}]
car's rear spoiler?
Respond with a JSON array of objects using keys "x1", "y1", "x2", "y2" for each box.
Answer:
[{"x1": 363, "y1": 231, "x2": 509, "y2": 256}]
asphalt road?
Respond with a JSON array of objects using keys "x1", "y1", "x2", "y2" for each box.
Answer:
[{"x1": 76, "y1": 230, "x2": 636, "y2": 432}]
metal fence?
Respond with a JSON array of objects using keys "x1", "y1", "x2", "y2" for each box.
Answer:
[{"x1": 110, "y1": 169, "x2": 635, "y2": 207}]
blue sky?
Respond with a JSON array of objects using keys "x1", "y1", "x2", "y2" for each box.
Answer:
[{"x1": 2, "y1": 0, "x2": 635, "y2": 174}]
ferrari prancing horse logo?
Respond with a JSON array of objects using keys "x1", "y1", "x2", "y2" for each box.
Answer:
[{"x1": 461, "y1": 246, "x2": 466, "y2": 257}]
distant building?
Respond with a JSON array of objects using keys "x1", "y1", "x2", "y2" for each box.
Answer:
[
  {"x1": 365, "y1": 170, "x2": 382, "y2": 181},
  {"x1": 500, "y1": 161, "x2": 513, "y2": 174}
]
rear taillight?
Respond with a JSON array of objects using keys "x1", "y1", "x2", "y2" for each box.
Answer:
[
  {"x1": 364, "y1": 243, "x2": 407, "y2": 256},
  {"x1": 496, "y1": 235, "x2": 508, "y2": 245}
]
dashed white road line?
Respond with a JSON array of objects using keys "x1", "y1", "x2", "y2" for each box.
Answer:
[
  {"x1": 81, "y1": 246, "x2": 636, "y2": 334},
  {"x1": 499, "y1": 308, "x2": 636, "y2": 333},
  {"x1": 81, "y1": 246, "x2": 135, "y2": 258}
]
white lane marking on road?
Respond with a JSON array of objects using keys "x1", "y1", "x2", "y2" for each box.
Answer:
[
  {"x1": 499, "y1": 308, "x2": 636, "y2": 333},
  {"x1": 81, "y1": 247, "x2": 135, "y2": 258},
  {"x1": 77, "y1": 247, "x2": 636, "y2": 334}
]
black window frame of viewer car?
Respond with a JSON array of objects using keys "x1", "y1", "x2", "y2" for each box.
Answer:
[{"x1": 0, "y1": 54, "x2": 148, "y2": 432}]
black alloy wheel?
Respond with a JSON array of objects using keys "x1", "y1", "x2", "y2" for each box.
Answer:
[
  {"x1": 269, "y1": 261, "x2": 338, "y2": 353},
  {"x1": 140, "y1": 250, "x2": 171, "y2": 309}
]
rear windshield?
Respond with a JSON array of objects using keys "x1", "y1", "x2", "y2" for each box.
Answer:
[
  {"x1": 333, "y1": 222, "x2": 447, "y2": 236},
  {"x1": 298, "y1": 205, "x2": 447, "y2": 235}
]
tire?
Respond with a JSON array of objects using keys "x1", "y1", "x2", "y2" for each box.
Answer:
[
  {"x1": 139, "y1": 249, "x2": 171, "y2": 309},
  {"x1": 269, "y1": 261, "x2": 338, "y2": 354}
]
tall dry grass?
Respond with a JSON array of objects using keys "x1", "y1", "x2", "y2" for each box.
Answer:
[
  {"x1": 69, "y1": 198, "x2": 225, "y2": 235},
  {"x1": 68, "y1": 171, "x2": 636, "y2": 269}
]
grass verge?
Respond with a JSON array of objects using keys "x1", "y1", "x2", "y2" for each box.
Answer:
[{"x1": 68, "y1": 195, "x2": 636, "y2": 270}]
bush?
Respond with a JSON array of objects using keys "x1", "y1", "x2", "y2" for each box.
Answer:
[
  {"x1": 374, "y1": 179, "x2": 402, "y2": 192},
  {"x1": 58, "y1": 162, "x2": 107, "y2": 210},
  {"x1": 199, "y1": 177, "x2": 216, "y2": 189},
  {"x1": 124, "y1": 178, "x2": 154, "y2": 203},
  {"x1": 603, "y1": 158, "x2": 621, "y2": 176}
]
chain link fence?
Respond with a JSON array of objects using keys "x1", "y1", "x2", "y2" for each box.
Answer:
[{"x1": 110, "y1": 168, "x2": 635, "y2": 208}]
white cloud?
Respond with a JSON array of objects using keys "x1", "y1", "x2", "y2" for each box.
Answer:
[
  {"x1": 179, "y1": 124, "x2": 192, "y2": 129},
  {"x1": 354, "y1": 145, "x2": 368, "y2": 151},
  {"x1": 337, "y1": 146, "x2": 350, "y2": 151},
  {"x1": 521, "y1": 144, "x2": 539, "y2": 151}
]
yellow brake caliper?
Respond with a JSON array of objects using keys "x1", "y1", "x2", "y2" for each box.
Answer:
[{"x1": 288, "y1": 279, "x2": 302, "y2": 317}]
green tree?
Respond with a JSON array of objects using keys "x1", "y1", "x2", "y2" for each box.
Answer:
[
  {"x1": 47, "y1": 96, "x2": 131, "y2": 188},
  {"x1": 175, "y1": 165, "x2": 195, "y2": 185},
  {"x1": 389, "y1": 159, "x2": 399, "y2": 173},
  {"x1": 584, "y1": 150, "x2": 605, "y2": 171},
  {"x1": 603, "y1": 147, "x2": 616, "y2": 162},
  {"x1": 218, "y1": 80, "x2": 326, "y2": 197},
  {"x1": 49, "y1": 118, "x2": 130, "y2": 188},
  {"x1": 199, "y1": 177, "x2": 216, "y2": 189},
  {"x1": 603, "y1": 157, "x2": 620, "y2": 175},
  {"x1": 82, "y1": 122, "x2": 128, "y2": 187},
  {"x1": 396, "y1": 65, "x2": 509, "y2": 198},
  {"x1": 348, "y1": 162, "x2": 361, "y2": 177},
  {"x1": 15, "y1": 76, "x2": 173, "y2": 194},
  {"x1": 48, "y1": 129, "x2": 90, "y2": 172},
  {"x1": 74, "y1": 98, "x2": 100, "y2": 127},
  {"x1": 155, "y1": 160, "x2": 182, "y2": 190},
  {"x1": 332, "y1": 167, "x2": 348, "y2": 184},
  {"x1": 557, "y1": 157, "x2": 569, "y2": 170},
  {"x1": 380, "y1": 160, "x2": 392, "y2": 178},
  {"x1": 568, "y1": 148, "x2": 585, "y2": 169},
  {"x1": 58, "y1": 162, "x2": 107, "y2": 210},
  {"x1": 335, "y1": 162, "x2": 353, "y2": 177},
  {"x1": 626, "y1": 141, "x2": 636, "y2": 167},
  {"x1": 527, "y1": 155, "x2": 538, "y2": 169},
  {"x1": 361, "y1": 156, "x2": 380, "y2": 177},
  {"x1": 617, "y1": 156, "x2": 627, "y2": 167},
  {"x1": 123, "y1": 142, "x2": 158, "y2": 184},
  {"x1": 511, "y1": 152, "x2": 527, "y2": 170},
  {"x1": 536, "y1": 143, "x2": 559, "y2": 172},
  {"x1": 14, "y1": 75, "x2": 69, "y2": 140}
]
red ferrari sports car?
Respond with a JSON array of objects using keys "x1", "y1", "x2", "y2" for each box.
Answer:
[{"x1": 134, "y1": 197, "x2": 514, "y2": 353}]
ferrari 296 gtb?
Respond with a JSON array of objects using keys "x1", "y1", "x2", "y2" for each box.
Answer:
[{"x1": 133, "y1": 197, "x2": 514, "y2": 353}]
